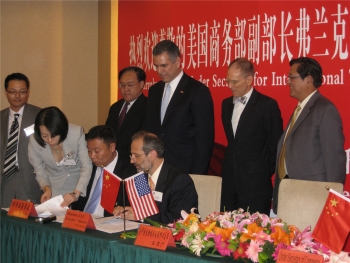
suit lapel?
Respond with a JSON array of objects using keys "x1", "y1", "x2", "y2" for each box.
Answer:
[
  {"x1": 1, "y1": 109, "x2": 10, "y2": 169},
  {"x1": 288, "y1": 91, "x2": 320, "y2": 137},
  {"x1": 19, "y1": 104, "x2": 34, "y2": 147},
  {"x1": 154, "y1": 161, "x2": 169, "y2": 193},
  {"x1": 62, "y1": 127, "x2": 74, "y2": 157},
  {"x1": 235, "y1": 89, "x2": 258, "y2": 139},
  {"x1": 225, "y1": 100, "x2": 235, "y2": 138}
]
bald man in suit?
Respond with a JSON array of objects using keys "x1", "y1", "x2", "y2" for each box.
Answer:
[{"x1": 221, "y1": 58, "x2": 283, "y2": 215}]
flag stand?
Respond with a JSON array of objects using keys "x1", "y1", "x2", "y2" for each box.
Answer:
[{"x1": 123, "y1": 179, "x2": 126, "y2": 234}]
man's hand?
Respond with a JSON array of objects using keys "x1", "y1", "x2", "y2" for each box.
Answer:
[{"x1": 113, "y1": 206, "x2": 136, "y2": 220}]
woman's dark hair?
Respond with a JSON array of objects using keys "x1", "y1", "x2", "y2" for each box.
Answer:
[{"x1": 34, "y1": 106, "x2": 69, "y2": 147}]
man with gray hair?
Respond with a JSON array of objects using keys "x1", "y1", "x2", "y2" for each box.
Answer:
[{"x1": 113, "y1": 131, "x2": 198, "y2": 224}]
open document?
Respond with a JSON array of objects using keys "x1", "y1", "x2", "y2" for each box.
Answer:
[
  {"x1": 54, "y1": 214, "x2": 143, "y2": 233},
  {"x1": 93, "y1": 216, "x2": 143, "y2": 233},
  {"x1": 35, "y1": 195, "x2": 68, "y2": 216}
]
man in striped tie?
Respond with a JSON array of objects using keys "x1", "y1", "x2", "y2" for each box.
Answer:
[{"x1": 0, "y1": 73, "x2": 42, "y2": 207}]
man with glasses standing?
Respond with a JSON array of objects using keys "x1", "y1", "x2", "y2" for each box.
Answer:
[
  {"x1": 106, "y1": 66, "x2": 147, "y2": 161},
  {"x1": 220, "y1": 58, "x2": 283, "y2": 215},
  {"x1": 0, "y1": 72, "x2": 42, "y2": 207},
  {"x1": 273, "y1": 57, "x2": 346, "y2": 214}
]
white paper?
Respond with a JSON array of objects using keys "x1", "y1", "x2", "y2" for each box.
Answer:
[
  {"x1": 54, "y1": 214, "x2": 142, "y2": 233},
  {"x1": 35, "y1": 195, "x2": 69, "y2": 216},
  {"x1": 93, "y1": 216, "x2": 143, "y2": 233}
]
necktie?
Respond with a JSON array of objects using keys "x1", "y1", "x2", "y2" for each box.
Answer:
[
  {"x1": 4, "y1": 114, "x2": 20, "y2": 178},
  {"x1": 161, "y1": 83, "x2": 171, "y2": 123},
  {"x1": 278, "y1": 106, "x2": 301, "y2": 180},
  {"x1": 85, "y1": 167, "x2": 103, "y2": 214},
  {"x1": 233, "y1": 96, "x2": 247, "y2": 105},
  {"x1": 117, "y1": 102, "x2": 130, "y2": 129},
  {"x1": 148, "y1": 175, "x2": 155, "y2": 191}
]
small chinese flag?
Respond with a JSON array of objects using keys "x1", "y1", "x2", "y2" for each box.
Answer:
[
  {"x1": 101, "y1": 169, "x2": 121, "y2": 214},
  {"x1": 312, "y1": 189, "x2": 350, "y2": 253}
]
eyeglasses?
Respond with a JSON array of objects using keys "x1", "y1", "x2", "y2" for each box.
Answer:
[
  {"x1": 118, "y1": 82, "x2": 140, "y2": 89},
  {"x1": 129, "y1": 153, "x2": 145, "y2": 160},
  {"x1": 6, "y1": 90, "x2": 28, "y2": 95},
  {"x1": 287, "y1": 75, "x2": 301, "y2": 80},
  {"x1": 225, "y1": 77, "x2": 247, "y2": 86}
]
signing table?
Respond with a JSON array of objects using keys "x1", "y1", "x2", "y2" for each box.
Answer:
[{"x1": 0, "y1": 210, "x2": 233, "y2": 263}]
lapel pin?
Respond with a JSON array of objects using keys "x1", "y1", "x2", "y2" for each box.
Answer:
[{"x1": 180, "y1": 90, "x2": 184, "y2": 93}]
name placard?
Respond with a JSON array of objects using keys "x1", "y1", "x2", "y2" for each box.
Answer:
[
  {"x1": 62, "y1": 210, "x2": 96, "y2": 232},
  {"x1": 277, "y1": 249, "x2": 325, "y2": 263},
  {"x1": 8, "y1": 199, "x2": 37, "y2": 219},
  {"x1": 134, "y1": 225, "x2": 176, "y2": 250}
]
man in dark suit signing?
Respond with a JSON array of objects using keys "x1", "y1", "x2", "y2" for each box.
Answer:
[
  {"x1": 273, "y1": 57, "x2": 346, "y2": 214},
  {"x1": 1, "y1": 73, "x2": 42, "y2": 207},
  {"x1": 146, "y1": 40, "x2": 214, "y2": 174},
  {"x1": 74, "y1": 125, "x2": 136, "y2": 217},
  {"x1": 113, "y1": 131, "x2": 198, "y2": 224},
  {"x1": 220, "y1": 58, "x2": 283, "y2": 215},
  {"x1": 106, "y1": 66, "x2": 147, "y2": 161}
]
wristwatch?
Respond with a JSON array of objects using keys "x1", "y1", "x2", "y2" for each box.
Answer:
[{"x1": 71, "y1": 192, "x2": 79, "y2": 201}]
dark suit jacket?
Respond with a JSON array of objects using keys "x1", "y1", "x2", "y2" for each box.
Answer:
[
  {"x1": 220, "y1": 89, "x2": 283, "y2": 214},
  {"x1": 147, "y1": 161, "x2": 198, "y2": 224},
  {"x1": 73, "y1": 156, "x2": 136, "y2": 216},
  {"x1": 106, "y1": 94, "x2": 147, "y2": 160},
  {"x1": 273, "y1": 91, "x2": 346, "y2": 213},
  {"x1": 146, "y1": 73, "x2": 214, "y2": 174},
  {"x1": 0, "y1": 103, "x2": 42, "y2": 207}
]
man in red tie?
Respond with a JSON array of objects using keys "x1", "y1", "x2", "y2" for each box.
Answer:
[{"x1": 105, "y1": 67, "x2": 147, "y2": 162}]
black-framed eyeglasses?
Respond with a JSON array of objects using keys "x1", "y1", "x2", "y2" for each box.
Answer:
[
  {"x1": 6, "y1": 90, "x2": 28, "y2": 95},
  {"x1": 287, "y1": 75, "x2": 301, "y2": 80}
]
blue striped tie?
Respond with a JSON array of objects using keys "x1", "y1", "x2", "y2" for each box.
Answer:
[{"x1": 85, "y1": 167, "x2": 103, "y2": 214}]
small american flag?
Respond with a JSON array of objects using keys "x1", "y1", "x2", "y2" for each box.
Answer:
[{"x1": 125, "y1": 172, "x2": 159, "y2": 220}]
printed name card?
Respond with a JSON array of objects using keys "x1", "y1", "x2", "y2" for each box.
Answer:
[
  {"x1": 62, "y1": 209, "x2": 96, "y2": 232},
  {"x1": 134, "y1": 225, "x2": 176, "y2": 250},
  {"x1": 277, "y1": 249, "x2": 324, "y2": 263},
  {"x1": 8, "y1": 199, "x2": 37, "y2": 219}
]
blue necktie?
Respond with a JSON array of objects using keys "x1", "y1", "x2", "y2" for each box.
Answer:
[
  {"x1": 85, "y1": 167, "x2": 103, "y2": 214},
  {"x1": 161, "y1": 83, "x2": 171, "y2": 123}
]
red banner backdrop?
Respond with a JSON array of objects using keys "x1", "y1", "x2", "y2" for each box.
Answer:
[{"x1": 118, "y1": 1, "x2": 350, "y2": 195}]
